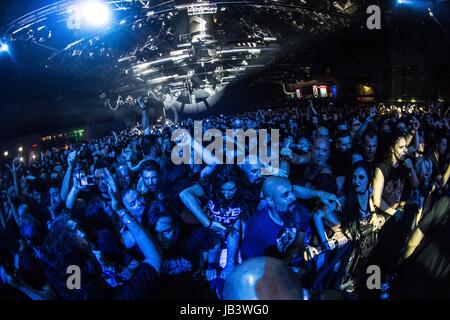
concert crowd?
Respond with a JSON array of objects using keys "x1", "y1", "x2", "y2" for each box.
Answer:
[{"x1": 0, "y1": 98, "x2": 449, "y2": 300}]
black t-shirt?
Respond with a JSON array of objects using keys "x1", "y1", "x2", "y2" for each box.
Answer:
[
  {"x1": 296, "y1": 163, "x2": 337, "y2": 194},
  {"x1": 160, "y1": 227, "x2": 215, "y2": 278},
  {"x1": 241, "y1": 205, "x2": 310, "y2": 260},
  {"x1": 428, "y1": 152, "x2": 448, "y2": 180},
  {"x1": 416, "y1": 196, "x2": 450, "y2": 281},
  {"x1": 376, "y1": 162, "x2": 408, "y2": 209},
  {"x1": 112, "y1": 262, "x2": 158, "y2": 300},
  {"x1": 364, "y1": 158, "x2": 377, "y2": 181},
  {"x1": 84, "y1": 196, "x2": 116, "y2": 236},
  {"x1": 16, "y1": 247, "x2": 48, "y2": 290},
  {"x1": 329, "y1": 150, "x2": 353, "y2": 178}
]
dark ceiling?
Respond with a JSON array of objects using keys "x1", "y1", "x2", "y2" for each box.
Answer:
[{"x1": 0, "y1": 0, "x2": 449, "y2": 143}]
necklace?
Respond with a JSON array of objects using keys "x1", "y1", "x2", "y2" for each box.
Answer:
[{"x1": 357, "y1": 191, "x2": 370, "y2": 223}]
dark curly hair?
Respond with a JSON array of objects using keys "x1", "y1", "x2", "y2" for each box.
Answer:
[
  {"x1": 39, "y1": 215, "x2": 103, "y2": 300},
  {"x1": 381, "y1": 130, "x2": 406, "y2": 165},
  {"x1": 146, "y1": 200, "x2": 181, "y2": 240},
  {"x1": 199, "y1": 165, "x2": 257, "y2": 218}
]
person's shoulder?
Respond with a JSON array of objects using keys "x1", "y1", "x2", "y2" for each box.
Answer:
[
  {"x1": 375, "y1": 161, "x2": 388, "y2": 172},
  {"x1": 432, "y1": 196, "x2": 450, "y2": 219},
  {"x1": 113, "y1": 262, "x2": 158, "y2": 300},
  {"x1": 246, "y1": 207, "x2": 269, "y2": 225},
  {"x1": 320, "y1": 165, "x2": 333, "y2": 175}
]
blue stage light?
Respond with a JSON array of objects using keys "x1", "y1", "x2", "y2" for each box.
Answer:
[{"x1": 82, "y1": 1, "x2": 111, "y2": 27}]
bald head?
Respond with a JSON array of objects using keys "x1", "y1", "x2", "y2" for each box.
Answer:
[
  {"x1": 223, "y1": 257, "x2": 302, "y2": 300},
  {"x1": 261, "y1": 177, "x2": 296, "y2": 214},
  {"x1": 316, "y1": 126, "x2": 329, "y2": 139},
  {"x1": 262, "y1": 176, "x2": 291, "y2": 198},
  {"x1": 311, "y1": 137, "x2": 330, "y2": 166}
]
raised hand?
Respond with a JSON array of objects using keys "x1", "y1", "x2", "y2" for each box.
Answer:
[
  {"x1": 318, "y1": 191, "x2": 341, "y2": 210},
  {"x1": 137, "y1": 96, "x2": 146, "y2": 110},
  {"x1": 103, "y1": 168, "x2": 118, "y2": 194},
  {"x1": 281, "y1": 146, "x2": 293, "y2": 159},
  {"x1": 174, "y1": 131, "x2": 192, "y2": 148},
  {"x1": 67, "y1": 150, "x2": 78, "y2": 167},
  {"x1": 369, "y1": 105, "x2": 377, "y2": 119},
  {"x1": 122, "y1": 147, "x2": 133, "y2": 162},
  {"x1": 72, "y1": 172, "x2": 87, "y2": 191},
  {"x1": 403, "y1": 158, "x2": 414, "y2": 171},
  {"x1": 410, "y1": 116, "x2": 420, "y2": 131}
]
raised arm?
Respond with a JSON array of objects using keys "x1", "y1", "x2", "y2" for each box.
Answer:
[
  {"x1": 353, "y1": 106, "x2": 376, "y2": 144},
  {"x1": 9, "y1": 159, "x2": 21, "y2": 198},
  {"x1": 61, "y1": 151, "x2": 77, "y2": 202},
  {"x1": 293, "y1": 185, "x2": 340, "y2": 207},
  {"x1": 65, "y1": 172, "x2": 87, "y2": 210},
  {"x1": 138, "y1": 97, "x2": 152, "y2": 136},
  {"x1": 116, "y1": 208, "x2": 162, "y2": 273},
  {"x1": 281, "y1": 149, "x2": 311, "y2": 165},
  {"x1": 179, "y1": 184, "x2": 208, "y2": 227},
  {"x1": 179, "y1": 184, "x2": 226, "y2": 234},
  {"x1": 221, "y1": 221, "x2": 241, "y2": 280},
  {"x1": 404, "y1": 158, "x2": 420, "y2": 189},
  {"x1": 6, "y1": 194, "x2": 21, "y2": 228}
]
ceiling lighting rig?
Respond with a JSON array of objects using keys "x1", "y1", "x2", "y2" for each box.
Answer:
[{"x1": 1, "y1": 0, "x2": 363, "y2": 114}]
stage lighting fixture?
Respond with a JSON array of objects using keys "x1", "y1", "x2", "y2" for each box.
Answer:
[
  {"x1": 18, "y1": 146, "x2": 23, "y2": 152},
  {"x1": 0, "y1": 42, "x2": 9, "y2": 52},
  {"x1": 3, "y1": 151, "x2": 8, "y2": 157},
  {"x1": 82, "y1": 1, "x2": 111, "y2": 27}
]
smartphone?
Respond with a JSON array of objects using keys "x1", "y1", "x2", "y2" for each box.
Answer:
[{"x1": 80, "y1": 175, "x2": 96, "y2": 186}]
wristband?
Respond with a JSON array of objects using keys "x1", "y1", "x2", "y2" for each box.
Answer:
[{"x1": 122, "y1": 215, "x2": 135, "y2": 226}]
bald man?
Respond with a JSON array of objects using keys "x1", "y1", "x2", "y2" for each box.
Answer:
[
  {"x1": 296, "y1": 137, "x2": 337, "y2": 195},
  {"x1": 241, "y1": 177, "x2": 325, "y2": 262},
  {"x1": 223, "y1": 257, "x2": 304, "y2": 300}
]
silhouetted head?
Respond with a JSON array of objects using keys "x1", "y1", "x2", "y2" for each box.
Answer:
[{"x1": 223, "y1": 257, "x2": 302, "y2": 300}]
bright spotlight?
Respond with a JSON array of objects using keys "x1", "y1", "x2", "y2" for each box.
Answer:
[
  {"x1": 0, "y1": 42, "x2": 9, "y2": 52},
  {"x1": 19, "y1": 157, "x2": 24, "y2": 162},
  {"x1": 18, "y1": 146, "x2": 23, "y2": 152},
  {"x1": 82, "y1": 1, "x2": 111, "y2": 27},
  {"x1": 3, "y1": 151, "x2": 9, "y2": 157}
]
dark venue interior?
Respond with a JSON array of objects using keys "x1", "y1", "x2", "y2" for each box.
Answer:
[{"x1": 0, "y1": 0, "x2": 449, "y2": 301}]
